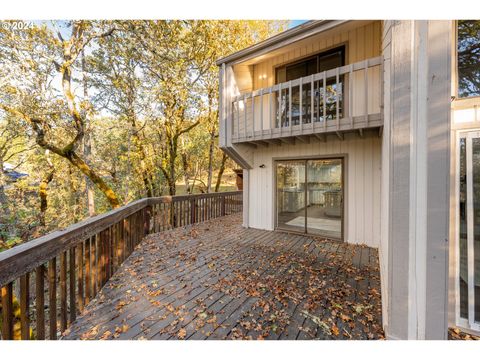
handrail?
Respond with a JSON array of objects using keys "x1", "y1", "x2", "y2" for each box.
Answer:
[
  {"x1": 0, "y1": 190, "x2": 242, "y2": 340},
  {"x1": 232, "y1": 56, "x2": 382, "y2": 102},
  {"x1": 0, "y1": 198, "x2": 149, "y2": 288}
]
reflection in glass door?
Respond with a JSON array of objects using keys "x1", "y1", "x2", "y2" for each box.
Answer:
[
  {"x1": 307, "y1": 159, "x2": 343, "y2": 237},
  {"x1": 457, "y1": 132, "x2": 480, "y2": 331},
  {"x1": 276, "y1": 161, "x2": 306, "y2": 233},
  {"x1": 276, "y1": 158, "x2": 343, "y2": 239}
]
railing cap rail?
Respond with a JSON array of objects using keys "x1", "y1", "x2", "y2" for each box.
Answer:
[{"x1": 232, "y1": 55, "x2": 383, "y2": 103}]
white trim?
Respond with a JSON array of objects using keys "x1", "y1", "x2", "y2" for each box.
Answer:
[{"x1": 466, "y1": 132, "x2": 475, "y2": 328}]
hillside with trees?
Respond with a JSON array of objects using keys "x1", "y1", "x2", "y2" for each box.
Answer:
[{"x1": 0, "y1": 20, "x2": 287, "y2": 251}]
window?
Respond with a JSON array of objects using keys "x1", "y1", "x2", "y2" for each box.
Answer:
[
  {"x1": 275, "y1": 46, "x2": 345, "y2": 84},
  {"x1": 457, "y1": 20, "x2": 480, "y2": 98},
  {"x1": 274, "y1": 46, "x2": 345, "y2": 127}
]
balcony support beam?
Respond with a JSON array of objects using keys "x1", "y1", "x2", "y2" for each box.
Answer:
[{"x1": 279, "y1": 137, "x2": 295, "y2": 145}]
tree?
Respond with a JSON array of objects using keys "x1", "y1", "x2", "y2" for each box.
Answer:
[
  {"x1": 0, "y1": 20, "x2": 121, "y2": 208},
  {"x1": 457, "y1": 20, "x2": 480, "y2": 97}
]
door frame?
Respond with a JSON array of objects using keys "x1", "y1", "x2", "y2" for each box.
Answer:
[
  {"x1": 455, "y1": 129, "x2": 480, "y2": 333},
  {"x1": 273, "y1": 155, "x2": 345, "y2": 241}
]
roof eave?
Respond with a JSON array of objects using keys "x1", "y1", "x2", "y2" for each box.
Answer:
[{"x1": 216, "y1": 20, "x2": 350, "y2": 66}]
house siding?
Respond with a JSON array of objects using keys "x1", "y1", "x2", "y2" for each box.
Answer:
[
  {"x1": 251, "y1": 21, "x2": 382, "y2": 91},
  {"x1": 246, "y1": 131, "x2": 381, "y2": 248}
]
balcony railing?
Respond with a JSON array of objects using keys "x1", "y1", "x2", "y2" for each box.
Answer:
[
  {"x1": 231, "y1": 56, "x2": 383, "y2": 143},
  {"x1": 0, "y1": 191, "x2": 242, "y2": 340}
]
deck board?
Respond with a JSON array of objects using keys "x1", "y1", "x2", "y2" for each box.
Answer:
[{"x1": 63, "y1": 214, "x2": 383, "y2": 340}]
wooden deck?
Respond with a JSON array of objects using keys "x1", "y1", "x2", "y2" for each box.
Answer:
[{"x1": 62, "y1": 213, "x2": 383, "y2": 340}]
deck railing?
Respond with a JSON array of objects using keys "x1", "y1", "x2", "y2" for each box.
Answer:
[
  {"x1": 0, "y1": 191, "x2": 242, "y2": 340},
  {"x1": 231, "y1": 56, "x2": 383, "y2": 142}
]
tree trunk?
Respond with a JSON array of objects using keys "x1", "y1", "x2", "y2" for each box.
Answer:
[
  {"x1": 181, "y1": 150, "x2": 191, "y2": 194},
  {"x1": 214, "y1": 152, "x2": 228, "y2": 192},
  {"x1": 167, "y1": 136, "x2": 177, "y2": 196},
  {"x1": 39, "y1": 170, "x2": 54, "y2": 227},
  {"x1": 82, "y1": 50, "x2": 96, "y2": 217},
  {"x1": 66, "y1": 150, "x2": 120, "y2": 208},
  {"x1": 206, "y1": 130, "x2": 215, "y2": 193},
  {"x1": 0, "y1": 159, "x2": 13, "y2": 244}
]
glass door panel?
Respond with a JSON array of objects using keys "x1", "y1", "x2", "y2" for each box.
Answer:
[
  {"x1": 276, "y1": 160, "x2": 306, "y2": 232},
  {"x1": 458, "y1": 132, "x2": 480, "y2": 330},
  {"x1": 459, "y1": 137, "x2": 468, "y2": 319},
  {"x1": 275, "y1": 158, "x2": 344, "y2": 239},
  {"x1": 306, "y1": 159, "x2": 343, "y2": 238},
  {"x1": 471, "y1": 137, "x2": 480, "y2": 323}
]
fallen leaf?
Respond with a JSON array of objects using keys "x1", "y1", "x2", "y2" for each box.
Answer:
[{"x1": 177, "y1": 328, "x2": 187, "y2": 339}]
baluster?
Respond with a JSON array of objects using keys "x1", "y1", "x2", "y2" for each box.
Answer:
[
  {"x1": 323, "y1": 71, "x2": 327, "y2": 130},
  {"x1": 364, "y1": 59, "x2": 369, "y2": 125},
  {"x1": 336, "y1": 67, "x2": 340, "y2": 129},
  {"x1": 288, "y1": 81, "x2": 292, "y2": 131},
  {"x1": 243, "y1": 94, "x2": 247, "y2": 139},
  {"x1": 236, "y1": 99, "x2": 240, "y2": 141},
  {"x1": 91, "y1": 235, "x2": 97, "y2": 297},
  {"x1": 260, "y1": 89, "x2": 264, "y2": 135},
  {"x1": 85, "y1": 238, "x2": 91, "y2": 305},
  {"x1": 278, "y1": 83, "x2": 282, "y2": 134},
  {"x1": 69, "y1": 247, "x2": 76, "y2": 323},
  {"x1": 77, "y1": 243, "x2": 84, "y2": 313},
  {"x1": 251, "y1": 94, "x2": 255, "y2": 139},
  {"x1": 20, "y1": 273, "x2": 30, "y2": 340},
  {"x1": 349, "y1": 64, "x2": 354, "y2": 126},
  {"x1": 60, "y1": 252, "x2": 67, "y2": 332},
  {"x1": 48, "y1": 258, "x2": 56, "y2": 339},
  {"x1": 35, "y1": 265, "x2": 45, "y2": 340},
  {"x1": 269, "y1": 90, "x2": 273, "y2": 136},
  {"x1": 299, "y1": 77, "x2": 303, "y2": 130},
  {"x1": 1, "y1": 282, "x2": 13, "y2": 340},
  {"x1": 311, "y1": 74, "x2": 314, "y2": 130},
  {"x1": 103, "y1": 227, "x2": 112, "y2": 285}
]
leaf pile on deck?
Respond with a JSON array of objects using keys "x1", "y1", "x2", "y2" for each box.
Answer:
[
  {"x1": 65, "y1": 214, "x2": 384, "y2": 340},
  {"x1": 448, "y1": 327, "x2": 480, "y2": 340}
]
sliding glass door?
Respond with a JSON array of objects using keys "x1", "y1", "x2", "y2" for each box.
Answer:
[
  {"x1": 458, "y1": 132, "x2": 480, "y2": 331},
  {"x1": 276, "y1": 158, "x2": 343, "y2": 239}
]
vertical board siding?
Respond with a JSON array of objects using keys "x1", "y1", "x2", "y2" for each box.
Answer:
[
  {"x1": 247, "y1": 132, "x2": 381, "y2": 247},
  {"x1": 250, "y1": 21, "x2": 382, "y2": 91}
]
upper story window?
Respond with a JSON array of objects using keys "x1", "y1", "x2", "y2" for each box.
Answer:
[
  {"x1": 457, "y1": 20, "x2": 480, "y2": 98},
  {"x1": 275, "y1": 46, "x2": 345, "y2": 84}
]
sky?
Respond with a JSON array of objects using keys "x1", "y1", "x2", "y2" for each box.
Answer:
[{"x1": 289, "y1": 20, "x2": 308, "y2": 28}]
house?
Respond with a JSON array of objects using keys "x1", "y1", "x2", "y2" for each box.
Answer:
[{"x1": 217, "y1": 20, "x2": 480, "y2": 340}]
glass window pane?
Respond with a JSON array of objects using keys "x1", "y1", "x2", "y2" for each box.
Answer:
[
  {"x1": 457, "y1": 20, "x2": 480, "y2": 98},
  {"x1": 276, "y1": 161, "x2": 306, "y2": 232},
  {"x1": 472, "y1": 138, "x2": 480, "y2": 322},
  {"x1": 318, "y1": 51, "x2": 343, "y2": 72},
  {"x1": 459, "y1": 137, "x2": 468, "y2": 319},
  {"x1": 306, "y1": 159, "x2": 342, "y2": 239}
]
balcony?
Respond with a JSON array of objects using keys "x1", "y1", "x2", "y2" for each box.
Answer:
[{"x1": 230, "y1": 56, "x2": 383, "y2": 144}]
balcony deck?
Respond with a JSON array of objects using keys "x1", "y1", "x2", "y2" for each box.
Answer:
[
  {"x1": 62, "y1": 213, "x2": 383, "y2": 340},
  {"x1": 229, "y1": 56, "x2": 383, "y2": 146}
]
